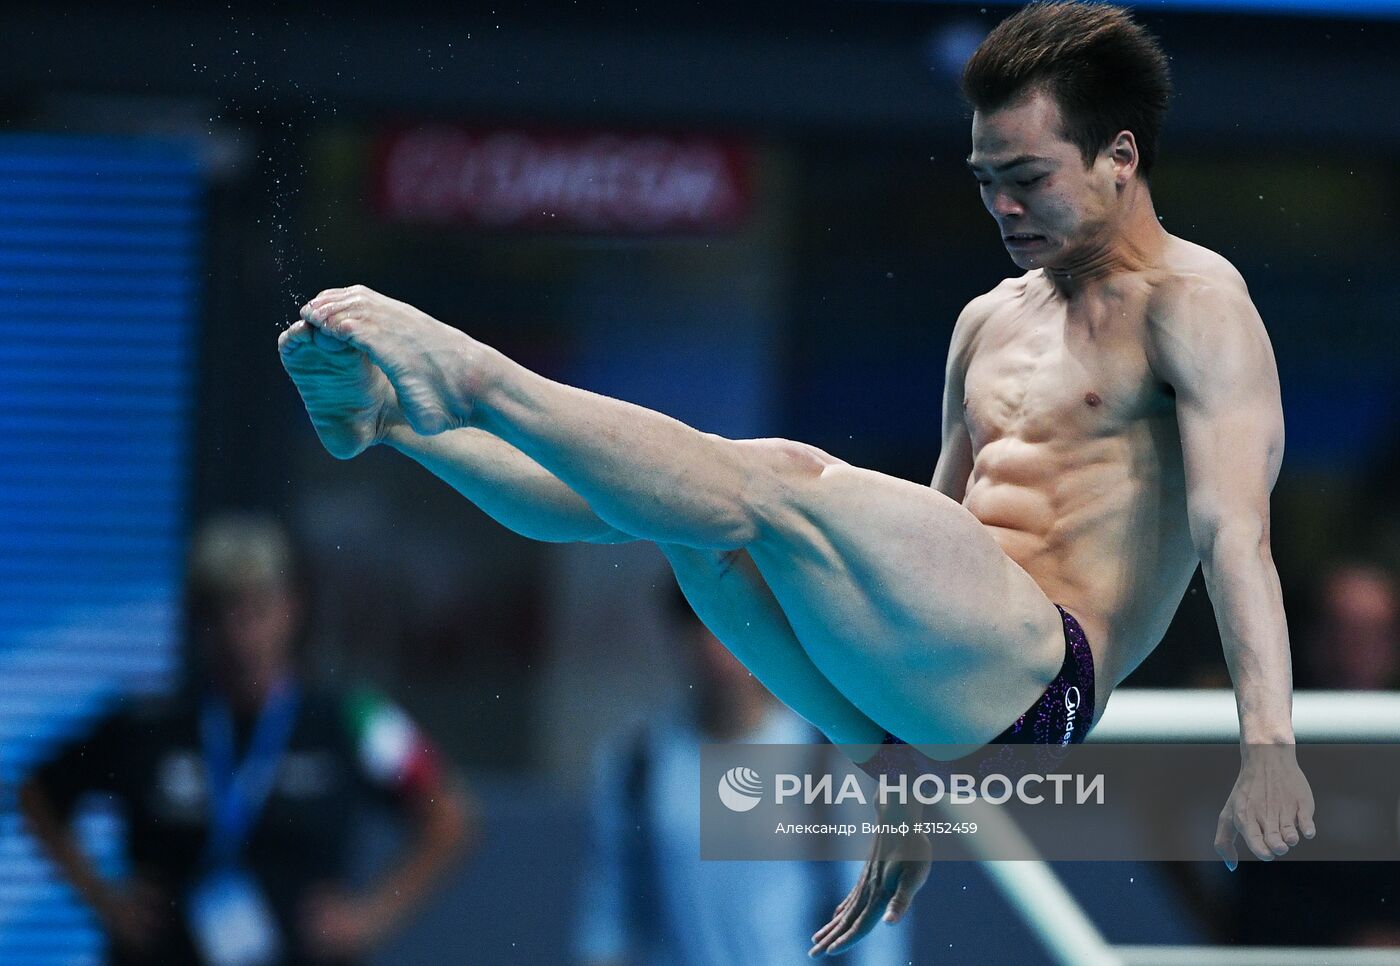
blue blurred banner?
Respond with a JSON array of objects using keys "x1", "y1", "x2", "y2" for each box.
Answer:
[{"x1": 0, "y1": 134, "x2": 202, "y2": 965}]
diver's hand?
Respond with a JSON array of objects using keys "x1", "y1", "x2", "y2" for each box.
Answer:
[
  {"x1": 1214, "y1": 743, "x2": 1316, "y2": 870},
  {"x1": 809, "y1": 827, "x2": 929, "y2": 957}
]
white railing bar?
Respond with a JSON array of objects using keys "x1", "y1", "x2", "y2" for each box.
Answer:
[
  {"x1": 1117, "y1": 945, "x2": 1400, "y2": 965},
  {"x1": 1090, "y1": 689, "x2": 1400, "y2": 742},
  {"x1": 940, "y1": 799, "x2": 1121, "y2": 966},
  {"x1": 960, "y1": 689, "x2": 1400, "y2": 965}
]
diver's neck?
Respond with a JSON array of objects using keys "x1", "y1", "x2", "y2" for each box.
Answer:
[{"x1": 1046, "y1": 188, "x2": 1168, "y2": 298}]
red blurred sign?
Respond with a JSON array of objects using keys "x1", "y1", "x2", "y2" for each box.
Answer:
[{"x1": 374, "y1": 127, "x2": 753, "y2": 233}]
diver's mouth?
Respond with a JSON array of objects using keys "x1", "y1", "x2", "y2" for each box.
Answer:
[{"x1": 1003, "y1": 233, "x2": 1047, "y2": 247}]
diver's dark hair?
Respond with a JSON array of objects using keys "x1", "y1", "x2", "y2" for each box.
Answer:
[{"x1": 961, "y1": 2, "x2": 1172, "y2": 178}]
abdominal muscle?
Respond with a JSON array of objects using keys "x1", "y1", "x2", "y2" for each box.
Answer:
[{"x1": 960, "y1": 427, "x2": 1199, "y2": 694}]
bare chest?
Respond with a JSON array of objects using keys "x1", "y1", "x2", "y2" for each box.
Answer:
[{"x1": 962, "y1": 296, "x2": 1165, "y2": 450}]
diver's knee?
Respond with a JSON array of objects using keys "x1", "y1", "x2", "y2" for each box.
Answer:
[
  {"x1": 733, "y1": 438, "x2": 846, "y2": 540},
  {"x1": 737, "y1": 438, "x2": 844, "y2": 479}
]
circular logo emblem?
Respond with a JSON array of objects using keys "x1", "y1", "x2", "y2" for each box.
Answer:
[{"x1": 717, "y1": 766, "x2": 764, "y2": 812}]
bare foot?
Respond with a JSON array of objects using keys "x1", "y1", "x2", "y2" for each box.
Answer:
[
  {"x1": 278, "y1": 319, "x2": 397, "y2": 459},
  {"x1": 299, "y1": 285, "x2": 481, "y2": 436}
]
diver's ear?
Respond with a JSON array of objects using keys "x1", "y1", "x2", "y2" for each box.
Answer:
[{"x1": 1107, "y1": 130, "x2": 1139, "y2": 185}]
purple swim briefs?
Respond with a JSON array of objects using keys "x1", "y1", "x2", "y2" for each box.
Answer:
[{"x1": 882, "y1": 603, "x2": 1096, "y2": 748}]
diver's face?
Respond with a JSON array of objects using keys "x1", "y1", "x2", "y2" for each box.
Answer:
[{"x1": 968, "y1": 90, "x2": 1118, "y2": 271}]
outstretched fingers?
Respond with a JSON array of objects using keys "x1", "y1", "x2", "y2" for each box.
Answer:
[
  {"x1": 810, "y1": 871, "x2": 865, "y2": 950},
  {"x1": 809, "y1": 865, "x2": 896, "y2": 957},
  {"x1": 883, "y1": 862, "x2": 929, "y2": 925},
  {"x1": 810, "y1": 886, "x2": 861, "y2": 950},
  {"x1": 820, "y1": 886, "x2": 892, "y2": 956}
]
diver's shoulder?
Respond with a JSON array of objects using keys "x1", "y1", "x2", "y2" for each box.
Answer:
[
  {"x1": 1140, "y1": 237, "x2": 1267, "y2": 354},
  {"x1": 1147, "y1": 237, "x2": 1253, "y2": 317},
  {"x1": 1156, "y1": 236, "x2": 1250, "y2": 297},
  {"x1": 951, "y1": 277, "x2": 1022, "y2": 353},
  {"x1": 961, "y1": 274, "x2": 1030, "y2": 320},
  {"x1": 996, "y1": 271, "x2": 1040, "y2": 298}
]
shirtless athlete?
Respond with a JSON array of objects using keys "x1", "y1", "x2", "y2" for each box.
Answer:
[{"x1": 279, "y1": 1, "x2": 1313, "y2": 954}]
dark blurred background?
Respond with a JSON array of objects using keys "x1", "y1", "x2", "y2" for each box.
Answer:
[{"x1": 1, "y1": 1, "x2": 1398, "y2": 962}]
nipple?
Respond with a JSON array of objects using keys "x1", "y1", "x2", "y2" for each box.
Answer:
[{"x1": 1084, "y1": 391, "x2": 1102, "y2": 407}]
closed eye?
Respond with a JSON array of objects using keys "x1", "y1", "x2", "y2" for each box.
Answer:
[{"x1": 1016, "y1": 174, "x2": 1046, "y2": 188}]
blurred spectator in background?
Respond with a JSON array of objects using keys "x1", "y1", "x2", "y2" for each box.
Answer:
[
  {"x1": 573, "y1": 589, "x2": 909, "y2": 966},
  {"x1": 20, "y1": 512, "x2": 478, "y2": 966},
  {"x1": 1234, "y1": 559, "x2": 1400, "y2": 948},
  {"x1": 1296, "y1": 561, "x2": 1400, "y2": 690}
]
